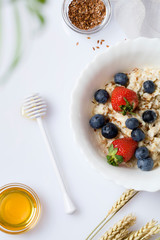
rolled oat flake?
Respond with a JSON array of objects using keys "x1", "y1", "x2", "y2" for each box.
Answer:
[{"x1": 68, "y1": 0, "x2": 106, "y2": 30}]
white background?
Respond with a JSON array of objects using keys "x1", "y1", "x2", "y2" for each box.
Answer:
[{"x1": 0, "y1": 1, "x2": 160, "y2": 240}]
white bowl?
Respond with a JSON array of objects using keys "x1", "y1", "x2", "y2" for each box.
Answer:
[{"x1": 71, "y1": 38, "x2": 160, "y2": 192}]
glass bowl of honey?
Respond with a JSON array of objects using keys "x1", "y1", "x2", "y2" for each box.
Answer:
[{"x1": 0, "y1": 183, "x2": 41, "y2": 234}]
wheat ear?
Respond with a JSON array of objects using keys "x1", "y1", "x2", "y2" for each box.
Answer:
[
  {"x1": 141, "y1": 224, "x2": 160, "y2": 240},
  {"x1": 100, "y1": 214, "x2": 136, "y2": 240},
  {"x1": 86, "y1": 189, "x2": 138, "y2": 240},
  {"x1": 125, "y1": 219, "x2": 157, "y2": 240},
  {"x1": 107, "y1": 189, "x2": 137, "y2": 216},
  {"x1": 112, "y1": 228, "x2": 129, "y2": 240}
]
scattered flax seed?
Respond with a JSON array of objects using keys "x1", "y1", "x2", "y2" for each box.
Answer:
[
  {"x1": 76, "y1": 42, "x2": 79, "y2": 46},
  {"x1": 68, "y1": 0, "x2": 106, "y2": 30},
  {"x1": 93, "y1": 47, "x2": 95, "y2": 51},
  {"x1": 87, "y1": 37, "x2": 91, "y2": 39},
  {"x1": 92, "y1": 39, "x2": 107, "y2": 51}
]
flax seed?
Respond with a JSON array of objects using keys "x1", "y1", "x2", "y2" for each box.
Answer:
[{"x1": 68, "y1": 0, "x2": 106, "y2": 30}]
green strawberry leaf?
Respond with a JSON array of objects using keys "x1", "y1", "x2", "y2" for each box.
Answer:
[
  {"x1": 115, "y1": 155, "x2": 123, "y2": 163},
  {"x1": 108, "y1": 144, "x2": 114, "y2": 154},
  {"x1": 112, "y1": 148, "x2": 118, "y2": 155},
  {"x1": 107, "y1": 144, "x2": 122, "y2": 166},
  {"x1": 120, "y1": 97, "x2": 134, "y2": 115},
  {"x1": 123, "y1": 97, "x2": 128, "y2": 104},
  {"x1": 107, "y1": 158, "x2": 119, "y2": 166},
  {"x1": 107, "y1": 155, "x2": 112, "y2": 161}
]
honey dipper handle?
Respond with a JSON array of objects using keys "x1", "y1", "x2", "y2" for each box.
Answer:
[{"x1": 37, "y1": 117, "x2": 76, "y2": 214}]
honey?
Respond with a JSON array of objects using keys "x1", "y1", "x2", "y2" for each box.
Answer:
[{"x1": 0, "y1": 184, "x2": 40, "y2": 234}]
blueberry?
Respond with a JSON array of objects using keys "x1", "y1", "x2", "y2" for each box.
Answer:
[
  {"x1": 143, "y1": 80, "x2": 155, "y2": 94},
  {"x1": 125, "y1": 118, "x2": 139, "y2": 130},
  {"x1": 142, "y1": 110, "x2": 157, "y2": 123},
  {"x1": 135, "y1": 146, "x2": 149, "y2": 159},
  {"x1": 131, "y1": 128, "x2": 145, "y2": 142},
  {"x1": 101, "y1": 123, "x2": 118, "y2": 139},
  {"x1": 137, "y1": 157, "x2": 154, "y2": 171},
  {"x1": 114, "y1": 73, "x2": 129, "y2": 86},
  {"x1": 94, "y1": 89, "x2": 109, "y2": 103},
  {"x1": 89, "y1": 114, "x2": 105, "y2": 129}
]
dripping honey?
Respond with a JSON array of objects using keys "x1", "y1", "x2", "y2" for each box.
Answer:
[{"x1": 0, "y1": 184, "x2": 40, "y2": 234}]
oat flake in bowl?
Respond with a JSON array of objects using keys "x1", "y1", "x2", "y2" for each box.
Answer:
[
  {"x1": 92, "y1": 67, "x2": 160, "y2": 169},
  {"x1": 71, "y1": 38, "x2": 160, "y2": 191}
]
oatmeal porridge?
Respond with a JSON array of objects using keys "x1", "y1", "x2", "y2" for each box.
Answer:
[{"x1": 89, "y1": 68, "x2": 160, "y2": 170}]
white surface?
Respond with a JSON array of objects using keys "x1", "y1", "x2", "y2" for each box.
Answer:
[
  {"x1": 71, "y1": 37, "x2": 160, "y2": 192},
  {"x1": 113, "y1": 0, "x2": 160, "y2": 38},
  {"x1": 0, "y1": 1, "x2": 160, "y2": 240},
  {"x1": 37, "y1": 117, "x2": 76, "y2": 214},
  {"x1": 23, "y1": 94, "x2": 76, "y2": 214}
]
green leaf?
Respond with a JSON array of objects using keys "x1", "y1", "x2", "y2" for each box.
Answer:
[
  {"x1": 107, "y1": 159, "x2": 118, "y2": 166},
  {"x1": 0, "y1": 0, "x2": 3, "y2": 61},
  {"x1": 120, "y1": 97, "x2": 134, "y2": 115},
  {"x1": 36, "y1": 11, "x2": 45, "y2": 25},
  {"x1": 27, "y1": 6, "x2": 45, "y2": 26},
  {"x1": 108, "y1": 144, "x2": 114, "y2": 154},
  {"x1": 108, "y1": 144, "x2": 118, "y2": 155},
  {"x1": 107, "y1": 145, "x2": 121, "y2": 166},
  {"x1": 115, "y1": 155, "x2": 123, "y2": 163},
  {"x1": 123, "y1": 97, "x2": 128, "y2": 104},
  {"x1": 107, "y1": 155, "x2": 111, "y2": 161},
  {"x1": 112, "y1": 148, "x2": 118, "y2": 155},
  {"x1": 36, "y1": 0, "x2": 47, "y2": 4},
  {"x1": 0, "y1": 1, "x2": 22, "y2": 83}
]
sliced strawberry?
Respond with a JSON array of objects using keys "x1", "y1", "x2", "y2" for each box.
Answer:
[
  {"x1": 107, "y1": 137, "x2": 138, "y2": 166},
  {"x1": 111, "y1": 87, "x2": 139, "y2": 115}
]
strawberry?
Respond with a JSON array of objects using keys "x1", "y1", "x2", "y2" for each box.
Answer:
[
  {"x1": 107, "y1": 137, "x2": 138, "y2": 166},
  {"x1": 111, "y1": 87, "x2": 138, "y2": 115}
]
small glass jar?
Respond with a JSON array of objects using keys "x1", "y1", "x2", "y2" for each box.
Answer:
[
  {"x1": 62, "y1": 0, "x2": 112, "y2": 34},
  {"x1": 0, "y1": 183, "x2": 41, "y2": 234}
]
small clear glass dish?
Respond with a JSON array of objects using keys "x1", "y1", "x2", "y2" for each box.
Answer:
[
  {"x1": 0, "y1": 183, "x2": 41, "y2": 234},
  {"x1": 62, "y1": 0, "x2": 112, "y2": 34}
]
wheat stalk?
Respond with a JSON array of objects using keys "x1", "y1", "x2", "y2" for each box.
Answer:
[
  {"x1": 107, "y1": 189, "x2": 137, "y2": 216},
  {"x1": 125, "y1": 220, "x2": 157, "y2": 240},
  {"x1": 100, "y1": 214, "x2": 136, "y2": 240},
  {"x1": 141, "y1": 224, "x2": 160, "y2": 240},
  {"x1": 86, "y1": 189, "x2": 138, "y2": 240}
]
